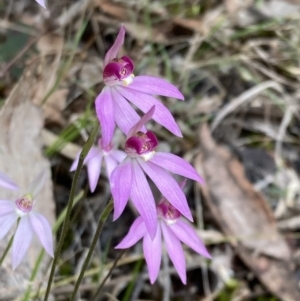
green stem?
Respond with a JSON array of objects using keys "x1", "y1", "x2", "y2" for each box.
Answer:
[
  {"x1": 70, "y1": 200, "x2": 114, "y2": 301},
  {"x1": 91, "y1": 250, "x2": 125, "y2": 301},
  {"x1": 122, "y1": 259, "x2": 143, "y2": 301},
  {"x1": 0, "y1": 233, "x2": 14, "y2": 266},
  {"x1": 43, "y1": 124, "x2": 99, "y2": 301},
  {"x1": 0, "y1": 218, "x2": 20, "y2": 266}
]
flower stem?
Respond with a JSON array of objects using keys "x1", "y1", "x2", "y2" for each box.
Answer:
[
  {"x1": 43, "y1": 124, "x2": 99, "y2": 301},
  {"x1": 0, "y1": 234, "x2": 13, "y2": 266},
  {"x1": 91, "y1": 249, "x2": 125, "y2": 301},
  {"x1": 70, "y1": 200, "x2": 114, "y2": 301},
  {"x1": 0, "y1": 218, "x2": 20, "y2": 266}
]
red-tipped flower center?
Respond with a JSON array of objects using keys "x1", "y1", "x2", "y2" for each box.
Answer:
[
  {"x1": 125, "y1": 131, "x2": 158, "y2": 157},
  {"x1": 158, "y1": 201, "x2": 181, "y2": 222},
  {"x1": 103, "y1": 56, "x2": 134, "y2": 82},
  {"x1": 15, "y1": 195, "x2": 33, "y2": 213}
]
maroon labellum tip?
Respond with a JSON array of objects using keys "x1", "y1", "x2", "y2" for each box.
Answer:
[
  {"x1": 125, "y1": 131, "x2": 158, "y2": 156},
  {"x1": 158, "y1": 201, "x2": 181, "y2": 221},
  {"x1": 103, "y1": 56, "x2": 134, "y2": 82}
]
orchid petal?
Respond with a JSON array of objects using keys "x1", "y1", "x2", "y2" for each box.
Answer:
[
  {"x1": 117, "y1": 86, "x2": 182, "y2": 137},
  {"x1": 29, "y1": 169, "x2": 47, "y2": 199},
  {"x1": 130, "y1": 76, "x2": 184, "y2": 100},
  {"x1": 87, "y1": 154, "x2": 103, "y2": 192},
  {"x1": 35, "y1": 0, "x2": 46, "y2": 8},
  {"x1": 70, "y1": 147, "x2": 100, "y2": 172},
  {"x1": 104, "y1": 155, "x2": 118, "y2": 179},
  {"x1": 0, "y1": 172, "x2": 19, "y2": 190},
  {"x1": 161, "y1": 222, "x2": 186, "y2": 284},
  {"x1": 170, "y1": 220, "x2": 211, "y2": 259},
  {"x1": 104, "y1": 25, "x2": 125, "y2": 66},
  {"x1": 111, "y1": 159, "x2": 132, "y2": 220},
  {"x1": 0, "y1": 213, "x2": 18, "y2": 240},
  {"x1": 130, "y1": 161, "x2": 157, "y2": 239},
  {"x1": 111, "y1": 89, "x2": 141, "y2": 135},
  {"x1": 12, "y1": 216, "x2": 33, "y2": 270},
  {"x1": 115, "y1": 216, "x2": 146, "y2": 248},
  {"x1": 0, "y1": 200, "x2": 16, "y2": 217},
  {"x1": 128, "y1": 106, "x2": 155, "y2": 137},
  {"x1": 95, "y1": 87, "x2": 115, "y2": 148},
  {"x1": 110, "y1": 150, "x2": 127, "y2": 163},
  {"x1": 29, "y1": 212, "x2": 54, "y2": 257},
  {"x1": 143, "y1": 225, "x2": 162, "y2": 284},
  {"x1": 151, "y1": 152, "x2": 204, "y2": 184},
  {"x1": 138, "y1": 159, "x2": 193, "y2": 222}
]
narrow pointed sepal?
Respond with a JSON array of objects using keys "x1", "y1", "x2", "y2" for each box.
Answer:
[
  {"x1": 29, "y1": 169, "x2": 47, "y2": 199},
  {"x1": 127, "y1": 106, "x2": 155, "y2": 137},
  {"x1": 0, "y1": 172, "x2": 19, "y2": 190},
  {"x1": 110, "y1": 159, "x2": 133, "y2": 220},
  {"x1": 104, "y1": 25, "x2": 125, "y2": 66},
  {"x1": 170, "y1": 220, "x2": 211, "y2": 259},
  {"x1": 29, "y1": 212, "x2": 54, "y2": 257},
  {"x1": 115, "y1": 217, "x2": 146, "y2": 249},
  {"x1": 130, "y1": 161, "x2": 157, "y2": 239},
  {"x1": 35, "y1": 0, "x2": 46, "y2": 8},
  {"x1": 143, "y1": 226, "x2": 162, "y2": 284},
  {"x1": 129, "y1": 76, "x2": 184, "y2": 100},
  {"x1": 0, "y1": 200, "x2": 16, "y2": 217},
  {"x1": 87, "y1": 154, "x2": 102, "y2": 192},
  {"x1": 0, "y1": 213, "x2": 18, "y2": 240},
  {"x1": 12, "y1": 216, "x2": 33, "y2": 270},
  {"x1": 150, "y1": 152, "x2": 204, "y2": 184},
  {"x1": 161, "y1": 222, "x2": 187, "y2": 284},
  {"x1": 95, "y1": 87, "x2": 115, "y2": 148}
]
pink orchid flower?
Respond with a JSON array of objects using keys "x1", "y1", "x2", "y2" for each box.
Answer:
[
  {"x1": 110, "y1": 106, "x2": 204, "y2": 239},
  {"x1": 36, "y1": 0, "x2": 46, "y2": 8},
  {"x1": 70, "y1": 138, "x2": 126, "y2": 192},
  {"x1": 0, "y1": 170, "x2": 54, "y2": 269},
  {"x1": 95, "y1": 25, "x2": 183, "y2": 148},
  {"x1": 116, "y1": 199, "x2": 211, "y2": 284}
]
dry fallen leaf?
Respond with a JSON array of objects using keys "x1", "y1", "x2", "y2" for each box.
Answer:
[
  {"x1": 44, "y1": 88, "x2": 68, "y2": 125},
  {"x1": 196, "y1": 124, "x2": 300, "y2": 301},
  {"x1": 122, "y1": 22, "x2": 168, "y2": 44},
  {"x1": 32, "y1": 32, "x2": 67, "y2": 125},
  {"x1": 0, "y1": 66, "x2": 55, "y2": 298},
  {"x1": 95, "y1": 0, "x2": 128, "y2": 20},
  {"x1": 173, "y1": 6, "x2": 223, "y2": 36}
]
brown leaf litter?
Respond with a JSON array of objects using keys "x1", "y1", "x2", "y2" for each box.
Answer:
[
  {"x1": 196, "y1": 124, "x2": 300, "y2": 301},
  {"x1": 32, "y1": 32, "x2": 66, "y2": 125}
]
